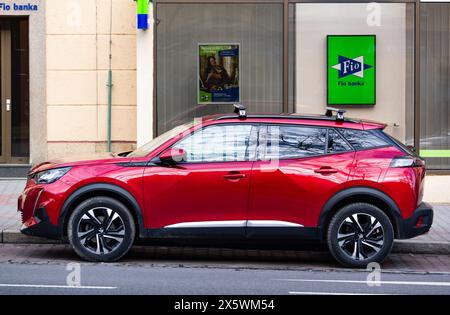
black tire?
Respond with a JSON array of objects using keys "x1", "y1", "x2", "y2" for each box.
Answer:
[
  {"x1": 327, "y1": 203, "x2": 394, "y2": 268},
  {"x1": 67, "y1": 197, "x2": 135, "y2": 262}
]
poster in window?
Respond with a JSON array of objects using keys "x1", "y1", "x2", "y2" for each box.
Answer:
[
  {"x1": 198, "y1": 44, "x2": 240, "y2": 104},
  {"x1": 327, "y1": 35, "x2": 376, "y2": 105}
]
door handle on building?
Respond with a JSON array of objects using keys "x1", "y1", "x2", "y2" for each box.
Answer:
[{"x1": 5, "y1": 99, "x2": 11, "y2": 112}]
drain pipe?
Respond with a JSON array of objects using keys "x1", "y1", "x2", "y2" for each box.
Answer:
[
  {"x1": 107, "y1": 69, "x2": 112, "y2": 152},
  {"x1": 107, "y1": 0, "x2": 113, "y2": 152}
]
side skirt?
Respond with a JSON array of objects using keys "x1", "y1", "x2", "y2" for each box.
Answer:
[{"x1": 141, "y1": 226, "x2": 321, "y2": 241}]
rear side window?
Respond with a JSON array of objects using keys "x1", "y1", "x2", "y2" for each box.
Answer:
[
  {"x1": 339, "y1": 129, "x2": 390, "y2": 150},
  {"x1": 265, "y1": 125, "x2": 327, "y2": 159},
  {"x1": 327, "y1": 129, "x2": 352, "y2": 153}
]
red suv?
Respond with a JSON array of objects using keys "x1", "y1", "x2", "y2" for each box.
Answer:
[{"x1": 18, "y1": 107, "x2": 433, "y2": 267}]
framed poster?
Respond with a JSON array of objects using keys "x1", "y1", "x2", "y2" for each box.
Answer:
[
  {"x1": 198, "y1": 44, "x2": 240, "y2": 104},
  {"x1": 327, "y1": 35, "x2": 376, "y2": 105}
]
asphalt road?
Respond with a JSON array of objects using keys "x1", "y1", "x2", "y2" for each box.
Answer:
[
  {"x1": 0, "y1": 262, "x2": 450, "y2": 295},
  {"x1": 0, "y1": 244, "x2": 449, "y2": 295}
]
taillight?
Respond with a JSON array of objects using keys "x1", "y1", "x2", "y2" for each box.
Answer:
[{"x1": 390, "y1": 155, "x2": 425, "y2": 168}]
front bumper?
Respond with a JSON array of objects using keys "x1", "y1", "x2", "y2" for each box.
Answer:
[
  {"x1": 18, "y1": 179, "x2": 68, "y2": 240},
  {"x1": 398, "y1": 202, "x2": 433, "y2": 239},
  {"x1": 20, "y1": 206, "x2": 60, "y2": 239}
]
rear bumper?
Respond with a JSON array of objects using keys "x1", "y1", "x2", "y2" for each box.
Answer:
[{"x1": 398, "y1": 202, "x2": 433, "y2": 239}]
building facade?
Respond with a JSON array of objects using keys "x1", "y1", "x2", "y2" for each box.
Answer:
[{"x1": 0, "y1": 0, "x2": 450, "y2": 201}]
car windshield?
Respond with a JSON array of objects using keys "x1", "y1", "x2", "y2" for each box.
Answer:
[{"x1": 127, "y1": 121, "x2": 196, "y2": 157}]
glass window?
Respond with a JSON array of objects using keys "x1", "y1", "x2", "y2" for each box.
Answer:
[
  {"x1": 156, "y1": 3, "x2": 283, "y2": 134},
  {"x1": 174, "y1": 124, "x2": 256, "y2": 163},
  {"x1": 327, "y1": 129, "x2": 351, "y2": 154},
  {"x1": 340, "y1": 129, "x2": 389, "y2": 150},
  {"x1": 420, "y1": 3, "x2": 450, "y2": 169},
  {"x1": 265, "y1": 125, "x2": 326, "y2": 159},
  {"x1": 11, "y1": 19, "x2": 30, "y2": 160}
]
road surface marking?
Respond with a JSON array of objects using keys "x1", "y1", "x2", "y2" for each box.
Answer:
[
  {"x1": 0, "y1": 283, "x2": 117, "y2": 289},
  {"x1": 275, "y1": 279, "x2": 450, "y2": 286}
]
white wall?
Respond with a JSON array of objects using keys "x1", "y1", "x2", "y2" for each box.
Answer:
[
  {"x1": 296, "y1": 3, "x2": 410, "y2": 141},
  {"x1": 424, "y1": 176, "x2": 450, "y2": 203}
]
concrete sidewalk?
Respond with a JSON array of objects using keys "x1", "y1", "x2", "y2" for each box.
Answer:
[{"x1": 1, "y1": 179, "x2": 449, "y2": 254}]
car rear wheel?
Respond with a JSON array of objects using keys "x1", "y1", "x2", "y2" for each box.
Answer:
[
  {"x1": 68, "y1": 197, "x2": 135, "y2": 262},
  {"x1": 327, "y1": 203, "x2": 394, "y2": 268}
]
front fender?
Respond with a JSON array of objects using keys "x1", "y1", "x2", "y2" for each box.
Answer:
[{"x1": 57, "y1": 182, "x2": 145, "y2": 237}]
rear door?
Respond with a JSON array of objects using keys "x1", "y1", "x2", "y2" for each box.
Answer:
[{"x1": 247, "y1": 124, "x2": 355, "y2": 237}]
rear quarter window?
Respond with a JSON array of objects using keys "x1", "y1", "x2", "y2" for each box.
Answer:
[{"x1": 339, "y1": 129, "x2": 390, "y2": 150}]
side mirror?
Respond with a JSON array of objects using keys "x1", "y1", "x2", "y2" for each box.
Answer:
[{"x1": 159, "y1": 148, "x2": 187, "y2": 165}]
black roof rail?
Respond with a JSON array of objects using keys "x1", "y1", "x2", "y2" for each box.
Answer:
[{"x1": 214, "y1": 113, "x2": 359, "y2": 123}]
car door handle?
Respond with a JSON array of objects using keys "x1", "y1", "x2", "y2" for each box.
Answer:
[
  {"x1": 314, "y1": 167, "x2": 338, "y2": 175},
  {"x1": 224, "y1": 172, "x2": 246, "y2": 180}
]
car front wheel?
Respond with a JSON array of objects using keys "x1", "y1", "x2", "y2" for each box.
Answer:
[
  {"x1": 327, "y1": 203, "x2": 394, "y2": 268},
  {"x1": 68, "y1": 197, "x2": 135, "y2": 262}
]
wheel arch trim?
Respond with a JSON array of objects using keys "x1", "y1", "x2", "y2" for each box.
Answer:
[
  {"x1": 57, "y1": 183, "x2": 145, "y2": 237},
  {"x1": 318, "y1": 186, "x2": 403, "y2": 239}
]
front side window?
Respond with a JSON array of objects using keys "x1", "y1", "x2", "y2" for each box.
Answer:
[
  {"x1": 340, "y1": 129, "x2": 390, "y2": 150},
  {"x1": 174, "y1": 124, "x2": 257, "y2": 163},
  {"x1": 264, "y1": 125, "x2": 327, "y2": 159}
]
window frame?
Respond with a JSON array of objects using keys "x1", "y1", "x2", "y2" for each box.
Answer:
[{"x1": 153, "y1": 0, "x2": 422, "y2": 169}]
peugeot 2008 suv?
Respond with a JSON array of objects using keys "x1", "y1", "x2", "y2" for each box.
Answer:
[{"x1": 18, "y1": 107, "x2": 433, "y2": 268}]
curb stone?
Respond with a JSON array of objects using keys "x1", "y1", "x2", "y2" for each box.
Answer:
[
  {"x1": 393, "y1": 240, "x2": 450, "y2": 255},
  {"x1": 1, "y1": 230, "x2": 64, "y2": 244},
  {"x1": 1, "y1": 229, "x2": 449, "y2": 255}
]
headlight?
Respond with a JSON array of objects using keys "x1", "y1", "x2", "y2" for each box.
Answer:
[{"x1": 35, "y1": 167, "x2": 71, "y2": 184}]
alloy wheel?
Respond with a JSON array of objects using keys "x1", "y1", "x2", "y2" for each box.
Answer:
[
  {"x1": 76, "y1": 207, "x2": 126, "y2": 255},
  {"x1": 337, "y1": 213, "x2": 385, "y2": 261}
]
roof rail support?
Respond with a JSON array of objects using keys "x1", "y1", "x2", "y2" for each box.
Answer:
[
  {"x1": 325, "y1": 107, "x2": 346, "y2": 121},
  {"x1": 233, "y1": 104, "x2": 247, "y2": 118}
]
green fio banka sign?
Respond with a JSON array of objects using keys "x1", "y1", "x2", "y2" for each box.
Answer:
[{"x1": 327, "y1": 35, "x2": 376, "y2": 105}]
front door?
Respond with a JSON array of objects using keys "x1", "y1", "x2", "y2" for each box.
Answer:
[
  {"x1": 0, "y1": 26, "x2": 11, "y2": 163},
  {"x1": 142, "y1": 123, "x2": 258, "y2": 237},
  {"x1": 0, "y1": 18, "x2": 29, "y2": 164}
]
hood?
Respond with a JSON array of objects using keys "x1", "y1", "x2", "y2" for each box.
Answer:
[{"x1": 30, "y1": 152, "x2": 132, "y2": 174}]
